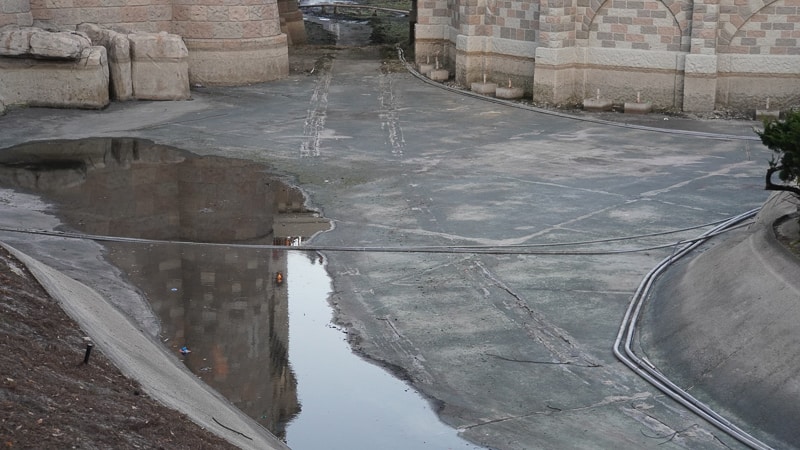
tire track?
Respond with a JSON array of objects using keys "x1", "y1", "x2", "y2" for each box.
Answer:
[
  {"x1": 300, "y1": 56, "x2": 334, "y2": 157},
  {"x1": 378, "y1": 71, "x2": 405, "y2": 156}
]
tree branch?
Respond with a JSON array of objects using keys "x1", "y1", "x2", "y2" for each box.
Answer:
[{"x1": 765, "y1": 166, "x2": 800, "y2": 196}]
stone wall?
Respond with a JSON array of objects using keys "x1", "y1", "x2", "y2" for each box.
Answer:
[
  {"x1": 0, "y1": 0, "x2": 303, "y2": 87},
  {"x1": 0, "y1": 0, "x2": 32, "y2": 27},
  {"x1": 171, "y1": 0, "x2": 287, "y2": 85},
  {"x1": 28, "y1": 0, "x2": 171, "y2": 33},
  {"x1": 0, "y1": 27, "x2": 110, "y2": 109},
  {"x1": 416, "y1": 0, "x2": 800, "y2": 113}
]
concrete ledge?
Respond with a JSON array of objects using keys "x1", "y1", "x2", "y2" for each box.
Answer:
[
  {"x1": 717, "y1": 54, "x2": 800, "y2": 75},
  {"x1": 643, "y1": 192, "x2": 800, "y2": 446}
]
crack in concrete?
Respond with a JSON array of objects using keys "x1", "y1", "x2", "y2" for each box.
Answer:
[{"x1": 459, "y1": 392, "x2": 653, "y2": 431}]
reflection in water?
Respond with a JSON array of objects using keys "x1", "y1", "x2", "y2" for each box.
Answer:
[
  {"x1": 0, "y1": 138, "x2": 330, "y2": 439},
  {"x1": 0, "y1": 137, "x2": 480, "y2": 449}
]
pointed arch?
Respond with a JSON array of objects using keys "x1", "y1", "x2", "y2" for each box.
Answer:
[
  {"x1": 581, "y1": 0, "x2": 690, "y2": 39},
  {"x1": 584, "y1": 0, "x2": 688, "y2": 51},
  {"x1": 718, "y1": 0, "x2": 795, "y2": 49}
]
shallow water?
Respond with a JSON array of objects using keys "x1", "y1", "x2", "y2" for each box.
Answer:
[
  {"x1": 285, "y1": 251, "x2": 478, "y2": 449},
  {"x1": 0, "y1": 137, "x2": 479, "y2": 448}
]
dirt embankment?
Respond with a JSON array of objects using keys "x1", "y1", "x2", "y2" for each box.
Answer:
[{"x1": 0, "y1": 245, "x2": 238, "y2": 449}]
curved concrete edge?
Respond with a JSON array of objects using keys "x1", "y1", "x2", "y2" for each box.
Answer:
[
  {"x1": 644, "y1": 192, "x2": 800, "y2": 446},
  {"x1": 1, "y1": 242, "x2": 289, "y2": 450}
]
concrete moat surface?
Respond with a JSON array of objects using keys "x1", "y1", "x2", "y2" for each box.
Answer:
[{"x1": 0, "y1": 46, "x2": 788, "y2": 449}]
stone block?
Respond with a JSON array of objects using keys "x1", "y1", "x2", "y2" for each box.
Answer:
[
  {"x1": 76, "y1": 23, "x2": 107, "y2": 46},
  {"x1": 583, "y1": 98, "x2": 613, "y2": 111},
  {"x1": 755, "y1": 110, "x2": 780, "y2": 122},
  {"x1": 471, "y1": 81, "x2": 497, "y2": 96},
  {"x1": 0, "y1": 26, "x2": 34, "y2": 56},
  {"x1": 428, "y1": 68, "x2": 449, "y2": 82},
  {"x1": 496, "y1": 86, "x2": 524, "y2": 99},
  {"x1": 0, "y1": 45, "x2": 109, "y2": 109},
  {"x1": 29, "y1": 29, "x2": 91, "y2": 59},
  {"x1": 417, "y1": 63, "x2": 434, "y2": 76},
  {"x1": 108, "y1": 33, "x2": 132, "y2": 101},
  {"x1": 129, "y1": 31, "x2": 189, "y2": 100},
  {"x1": 0, "y1": 26, "x2": 91, "y2": 60},
  {"x1": 78, "y1": 23, "x2": 133, "y2": 101},
  {"x1": 624, "y1": 101, "x2": 652, "y2": 114}
]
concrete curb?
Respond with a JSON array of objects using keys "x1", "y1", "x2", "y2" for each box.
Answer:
[
  {"x1": 643, "y1": 192, "x2": 800, "y2": 446},
  {"x1": 2, "y1": 242, "x2": 289, "y2": 450}
]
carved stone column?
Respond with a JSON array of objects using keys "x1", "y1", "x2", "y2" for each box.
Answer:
[{"x1": 172, "y1": 0, "x2": 289, "y2": 85}]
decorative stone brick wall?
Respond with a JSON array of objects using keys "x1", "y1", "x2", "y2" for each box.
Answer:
[
  {"x1": 417, "y1": 0, "x2": 800, "y2": 112},
  {"x1": 588, "y1": 1, "x2": 685, "y2": 51},
  {"x1": 28, "y1": 0, "x2": 172, "y2": 33},
  {"x1": 714, "y1": 1, "x2": 800, "y2": 110},
  {"x1": 171, "y1": 0, "x2": 287, "y2": 85},
  {"x1": 414, "y1": 0, "x2": 453, "y2": 70},
  {"x1": 720, "y1": 5, "x2": 800, "y2": 55},
  {"x1": 1, "y1": 0, "x2": 300, "y2": 86},
  {"x1": 0, "y1": 0, "x2": 32, "y2": 27}
]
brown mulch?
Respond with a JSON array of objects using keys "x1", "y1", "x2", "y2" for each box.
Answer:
[{"x1": 0, "y1": 245, "x2": 238, "y2": 450}]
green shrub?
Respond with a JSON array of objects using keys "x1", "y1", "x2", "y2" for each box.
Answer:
[{"x1": 756, "y1": 109, "x2": 800, "y2": 199}]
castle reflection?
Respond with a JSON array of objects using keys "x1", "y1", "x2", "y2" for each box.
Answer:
[{"x1": 0, "y1": 138, "x2": 331, "y2": 440}]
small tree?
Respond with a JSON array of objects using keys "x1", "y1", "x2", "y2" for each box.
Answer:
[{"x1": 756, "y1": 109, "x2": 800, "y2": 199}]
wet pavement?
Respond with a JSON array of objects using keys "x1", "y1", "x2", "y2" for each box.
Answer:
[{"x1": 0, "y1": 46, "x2": 782, "y2": 449}]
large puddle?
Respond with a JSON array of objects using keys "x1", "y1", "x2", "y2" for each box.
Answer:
[{"x1": 0, "y1": 138, "x2": 478, "y2": 449}]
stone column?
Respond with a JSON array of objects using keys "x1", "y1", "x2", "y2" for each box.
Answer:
[
  {"x1": 277, "y1": 0, "x2": 306, "y2": 45},
  {"x1": 532, "y1": 0, "x2": 578, "y2": 105},
  {"x1": 172, "y1": 0, "x2": 288, "y2": 86},
  {"x1": 414, "y1": 0, "x2": 451, "y2": 69},
  {"x1": 682, "y1": 0, "x2": 719, "y2": 112},
  {"x1": 453, "y1": 0, "x2": 490, "y2": 86}
]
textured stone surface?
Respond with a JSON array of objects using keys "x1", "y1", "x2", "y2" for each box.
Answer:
[
  {"x1": 185, "y1": 35, "x2": 288, "y2": 86},
  {"x1": 470, "y1": 81, "x2": 497, "y2": 96},
  {"x1": 129, "y1": 32, "x2": 189, "y2": 101},
  {"x1": 0, "y1": 45, "x2": 109, "y2": 108},
  {"x1": 0, "y1": 26, "x2": 91, "y2": 60},
  {"x1": 77, "y1": 23, "x2": 133, "y2": 101},
  {"x1": 495, "y1": 86, "x2": 524, "y2": 99},
  {"x1": 624, "y1": 101, "x2": 652, "y2": 114},
  {"x1": 417, "y1": 0, "x2": 800, "y2": 112},
  {"x1": 583, "y1": 98, "x2": 612, "y2": 112},
  {"x1": 428, "y1": 68, "x2": 449, "y2": 81}
]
